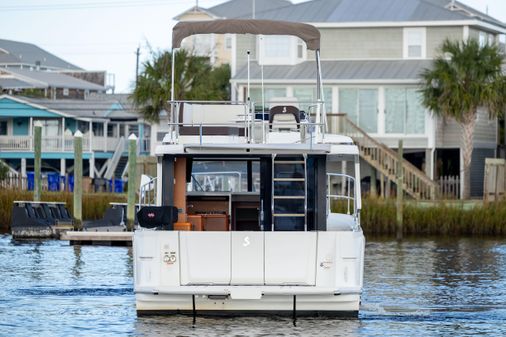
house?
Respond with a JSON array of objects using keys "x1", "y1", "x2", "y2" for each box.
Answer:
[
  {"x1": 0, "y1": 39, "x2": 149, "y2": 186},
  {"x1": 0, "y1": 38, "x2": 114, "y2": 98},
  {"x1": 0, "y1": 94, "x2": 151, "y2": 182},
  {"x1": 175, "y1": 0, "x2": 506, "y2": 198}
]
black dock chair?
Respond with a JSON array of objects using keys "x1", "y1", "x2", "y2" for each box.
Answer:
[
  {"x1": 57, "y1": 204, "x2": 73, "y2": 221},
  {"x1": 137, "y1": 206, "x2": 178, "y2": 230},
  {"x1": 25, "y1": 204, "x2": 52, "y2": 226},
  {"x1": 83, "y1": 206, "x2": 125, "y2": 231}
]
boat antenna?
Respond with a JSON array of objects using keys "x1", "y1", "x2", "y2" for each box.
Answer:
[
  {"x1": 247, "y1": 50, "x2": 251, "y2": 106},
  {"x1": 171, "y1": 49, "x2": 176, "y2": 133}
]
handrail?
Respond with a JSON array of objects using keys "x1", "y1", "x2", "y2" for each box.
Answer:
[
  {"x1": 139, "y1": 176, "x2": 157, "y2": 206},
  {"x1": 104, "y1": 136, "x2": 125, "y2": 180},
  {"x1": 327, "y1": 173, "x2": 357, "y2": 217},
  {"x1": 329, "y1": 113, "x2": 437, "y2": 200}
]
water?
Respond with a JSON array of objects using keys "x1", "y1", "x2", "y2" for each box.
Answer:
[{"x1": 1, "y1": 234, "x2": 505, "y2": 336}]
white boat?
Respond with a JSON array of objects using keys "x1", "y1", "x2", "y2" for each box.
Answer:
[{"x1": 133, "y1": 19, "x2": 365, "y2": 318}]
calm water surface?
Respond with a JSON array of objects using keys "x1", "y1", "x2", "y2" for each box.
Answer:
[{"x1": 0, "y1": 234, "x2": 505, "y2": 336}]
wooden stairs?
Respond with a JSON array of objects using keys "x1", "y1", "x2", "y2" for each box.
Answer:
[{"x1": 330, "y1": 114, "x2": 437, "y2": 200}]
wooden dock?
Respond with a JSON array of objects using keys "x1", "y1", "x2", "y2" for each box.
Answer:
[{"x1": 61, "y1": 231, "x2": 133, "y2": 246}]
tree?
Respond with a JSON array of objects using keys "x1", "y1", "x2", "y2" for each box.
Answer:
[
  {"x1": 420, "y1": 38, "x2": 506, "y2": 199},
  {"x1": 131, "y1": 49, "x2": 230, "y2": 123}
]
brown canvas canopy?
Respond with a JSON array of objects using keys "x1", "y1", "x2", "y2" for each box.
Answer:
[{"x1": 172, "y1": 19, "x2": 320, "y2": 50}]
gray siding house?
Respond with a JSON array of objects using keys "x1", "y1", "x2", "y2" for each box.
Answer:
[{"x1": 176, "y1": 0, "x2": 505, "y2": 198}]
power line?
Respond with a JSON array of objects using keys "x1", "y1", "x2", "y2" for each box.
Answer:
[{"x1": 0, "y1": 0, "x2": 219, "y2": 12}]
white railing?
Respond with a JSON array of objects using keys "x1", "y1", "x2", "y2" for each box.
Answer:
[
  {"x1": 327, "y1": 173, "x2": 358, "y2": 217},
  {"x1": 0, "y1": 136, "x2": 31, "y2": 151},
  {"x1": 0, "y1": 135, "x2": 119, "y2": 152},
  {"x1": 166, "y1": 99, "x2": 327, "y2": 145},
  {"x1": 139, "y1": 176, "x2": 157, "y2": 206}
]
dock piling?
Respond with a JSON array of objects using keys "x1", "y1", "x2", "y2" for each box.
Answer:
[
  {"x1": 127, "y1": 134, "x2": 138, "y2": 231},
  {"x1": 34, "y1": 121, "x2": 42, "y2": 202},
  {"x1": 396, "y1": 139, "x2": 404, "y2": 241},
  {"x1": 74, "y1": 131, "x2": 83, "y2": 227}
]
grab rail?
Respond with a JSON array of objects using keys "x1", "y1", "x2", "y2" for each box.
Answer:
[{"x1": 327, "y1": 173, "x2": 358, "y2": 217}]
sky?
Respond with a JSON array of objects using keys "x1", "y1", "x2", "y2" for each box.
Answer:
[{"x1": 0, "y1": 0, "x2": 505, "y2": 93}]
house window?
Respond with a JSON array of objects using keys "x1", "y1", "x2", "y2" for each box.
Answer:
[
  {"x1": 35, "y1": 119, "x2": 61, "y2": 136},
  {"x1": 403, "y1": 28, "x2": 426, "y2": 58},
  {"x1": 263, "y1": 35, "x2": 291, "y2": 58},
  {"x1": 339, "y1": 88, "x2": 378, "y2": 133},
  {"x1": 297, "y1": 39, "x2": 305, "y2": 59},
  {"x1": 225, "y1": 34, "x2": 232, "y2": 49},
  {"x1": 92, "y1": 122, "x2": 104, "y2": 136},
  {"x1": 0, "y1": 120, "x2": 7, "y2": 135},
  {"x1": 488, "y1": 34, "x2": 495, "y2": 46},
  {"x1": 77, "y1": 120, "x2": 89, "y2": 133},
  {"x1": 479, "y1": 32, "x2": 486, "y2": 47},
  {"x1": 258, "y1": 35, "x2": 305, "y2": 65},
  {"x1": 249, "y1": 87, "x2": 286, "y2": 108},
  {"x1": 293, "y1": 87, "x2": 332, "y2": 113},
  {"x1": 385, "y1": 88, "x2": 425, "y2": 134},
  {"x1": 107, "y1": 124, "x2": 117, "y2": 137}
]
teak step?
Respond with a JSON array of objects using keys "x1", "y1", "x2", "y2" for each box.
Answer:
[{"x1": 273, "y1": 178, "x2": 305, "y2": 182}]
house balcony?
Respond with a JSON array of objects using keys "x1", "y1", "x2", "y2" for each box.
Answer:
[{"x1": 0, "y1": 135, "x2": 122, "y2": 153}]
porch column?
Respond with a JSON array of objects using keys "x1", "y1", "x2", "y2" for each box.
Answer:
[
  {"x1": 29, "y1": 117, "x2": 33, "y2": 150},
  {"x1": 104, "y1": 121, "x2": 108, "y2": 152},
  {"x1": 60, "y1": 158, "x2": 66, "y2": 191},
  {"x1": 21, "y1": 158, "x2": 27, "y2": 189},
  {"x1": 425, "y1": 149, "x2": 434, "y2": 180},
  {"x1": 61, "y1": 118, "x2": 65, "y2": 152},
  {"x1": 88, "y1": 120, "x2": 93, "y2": 152},
  {"x1": 60, "y1": 158, "x2": 66, "y2": 176},
  {"x1": 89, "y1": 154, "x2": 95, "y2": 179}
]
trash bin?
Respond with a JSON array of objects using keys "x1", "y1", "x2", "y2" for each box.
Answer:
[
  {"x1": 68, "y1": 175, "x2": 74, "y2": 192},
  {"x1": 47, "y1": 173, "x2": 60, "y2": 191},
  {"x1": 27, "y1": 172, "x2": 34, "y2": 191},
  {"x1": 113, "y1": 179, "x2": 124, "y2": 193}
]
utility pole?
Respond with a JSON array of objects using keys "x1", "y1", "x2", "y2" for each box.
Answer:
[
  {"x1": 135, "y1": 46, "x2": 140, "y2": 90},
  {"x1": 252, "y1": 0, "x2": 255, "y2": 19}
]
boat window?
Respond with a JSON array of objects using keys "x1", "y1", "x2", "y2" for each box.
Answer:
[{"x1": 188, "y1": 160, "x2": 260, "y2": 193}]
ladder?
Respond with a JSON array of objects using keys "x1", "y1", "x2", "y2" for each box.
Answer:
[{"x1": 271, "y1": 154, "x2": 308, "y2": 231}]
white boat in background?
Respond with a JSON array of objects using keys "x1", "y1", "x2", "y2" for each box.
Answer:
[{"x1": 133, "y1": 19, "x2": 365, "y2": 318}]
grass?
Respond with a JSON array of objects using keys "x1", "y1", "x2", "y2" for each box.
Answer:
[
  {"x1": 0, "y1": 189, "x2": 126, "y2": 231},
  {"x1": 2, "y1": 189, "x2": 505, "y2": 236},
  {"x1": 358, "y1": 197, "x2": 506, "y2": 236}
]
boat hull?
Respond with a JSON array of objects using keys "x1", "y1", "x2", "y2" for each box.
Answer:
[
  {"x1": 136, "y1": 293, "x2": 360, "y2": 317},
  {"x1": 133, "y1": 230, "x2": 365, "y2": 317}
]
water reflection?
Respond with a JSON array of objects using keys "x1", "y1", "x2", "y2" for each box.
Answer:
[
  {"x1": 72, "y1": 245, "x2": 83, "y2": 280},
  {"x1": 0, "y1": 235, "x2": 505, "y2": 336}
]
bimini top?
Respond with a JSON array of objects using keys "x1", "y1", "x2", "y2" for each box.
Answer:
[{"x1": 172, "y1": 19, "x2": 320, "y2": 51}]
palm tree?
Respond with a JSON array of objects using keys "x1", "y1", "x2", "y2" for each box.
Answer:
[
  {"x1": 421, "y1": 38, "x2": 506, "y2": 199},
  {"x1": 131, "y1": 49, "x2": 230, "y2": 123}
]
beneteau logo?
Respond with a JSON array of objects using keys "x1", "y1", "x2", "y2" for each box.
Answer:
[{"x1": 243, "y1": 236, "x2": 250, "y2": 247}]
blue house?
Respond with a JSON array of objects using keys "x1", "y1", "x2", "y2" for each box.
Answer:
[{"x1": 0, "y1": 94, "x2": 151, "y2": 186}]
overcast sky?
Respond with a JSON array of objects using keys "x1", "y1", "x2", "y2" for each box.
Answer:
[{"x1": 0, "y1": 0, "x2": 504, "y2": 93}]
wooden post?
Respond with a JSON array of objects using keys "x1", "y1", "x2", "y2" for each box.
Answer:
[
  {"x1": 370, "y1": 168, "x2": 377, "y2": 198},
  {"x1": 34, "y1": 121, "x2": 42, "y2": 201},
  {"x1": 73, "y1": 131, "x2": 83, "y2": 227},
  {"x1": 127, "y1": 134, "x2": 138, "y2": 231},
  {"x1": 396, "y1": 139, "x2": 403, "y2": 241}
]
